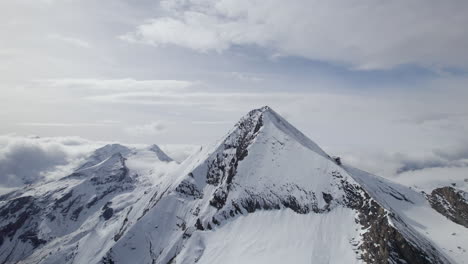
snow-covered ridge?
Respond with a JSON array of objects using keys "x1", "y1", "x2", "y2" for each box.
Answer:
[
  {"x1": 75, "y1": 144, "x2": 131, "y2": 171},
  {"x1": 148, "y1": 144, "x2": 174, "y2": 162},
  {"x1": 1, "y1": 106, "x2": 467, "y2": 264},
  {"x1": 258, "y1": 106, "x2": 330, "y2": 159}
]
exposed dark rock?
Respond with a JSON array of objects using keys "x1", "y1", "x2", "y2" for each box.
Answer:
[
  {"x1": 356, "y1": 199, "x2": 442, "y2": 264},
  {"x1": 102, "y1": 204, "x2": 114, "y2": 221},
  {"x1": 61, "y1": 195, "x2": 83, "y2": 215},
  {"x1": 211, "y1": 217, "x2": 220, "y2": 226},
  {"x1": 114, "y1": 207, "x2": 133, "y2": 242},
  {"x1": 18, "y1": 229, "x2": 46, "y2": 248},
  {"x1": 54, "y1": 190, "x2": 73, "y2": 209},
  {"x1": 195, "y1": 218, "x2": 204, "y2": 231},
  {"x1": 90, "y1": 165, "x2": 130, "y2": 185},
  {"x1": 428, "y1": 187, "x2": 468, "y2": 228},
  {"x1": 176, "y1": 217, "x2": 186, "y2": 230},
  {"x1": 101, "y1": 251, "x2": 115, "y2": 264},
  {"x1": 86, "y1": 196, "x2": 99, "y2": 208},
  {"x1": 332, "y1": 156, "x2": 342, "y2": 165},
  {"x1": 322, "y1": 192, "x2": 333, "y2": 204},
  {"x1": 331, "y1": 171, "x2": 446, "y2": 263},
  {"x1": 175, "y1": 180, "x2": 203, "y2": 199},
  {"x1": 0, "y1": 196, "x2": 34, "y2": 218},
  {"x1": 209, "y1": 188, "x2": 228, "y2": 209},
  {"x1": 280, "y1": 195, "x2": 307, "y2": 213},
  {"x1": 205, "y1": 107, "x2": 264, "y2": 189},
  {"x1": 0, "y1": 196, "x2": 40, "y2": 247},
  {"x1": 71, "y1": 206, "x2": 84, "y2": 221}
]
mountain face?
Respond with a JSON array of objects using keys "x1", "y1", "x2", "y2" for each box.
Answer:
[
  {"x1": 428, "y1": 187, "x2": 468, "y2": 228},
  {"x1": 1, "y1": 106, "x2": 467, "y2": 264}
]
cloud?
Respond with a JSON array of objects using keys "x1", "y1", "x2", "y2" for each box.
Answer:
[
  {"x1": 191, "y1": 120, "x2": 233, "y2": 125},
  {"x1": 335, "y1": 143, "x2": 468, "y2": 181},
  {"x1": 229, "y1": 72, "x2": 264, "y2": 82},
  {"x1": 17, "y1": 122, "x2": 115, "y2": 127},
  {"x1": 394, "y1": 166, "x2": 468, "y2": 192},
  {"x1": 35, "y1": 78, "x2": 194, "y2": 92},
  {"x1": 159, "y1": 144, "x2": 200, "y2": 163},
  {"x1": 395, "y1": 149, "x2": 468, "y2": 174},
  {"x1": 120, "y1": 16, "x2": 230, "y2": 52},
  {"x1": 0, "y1": 134, "x2": 199, "y2": 191},
  {"x1": 47, "y1": 34, "x2": 91, "y2": 48},
  {"x1": 86, "y1": 92, "x2": 299, "y2": 108},
  {"x1": 123, "y1": 0, "x2": 468, "y2": 70},
  {"x1": 125, "y1": 122, "x2": 168, "y2": 136},
  {"x1": 0, "y1": 135, "x2": 103, "y2": 188}
]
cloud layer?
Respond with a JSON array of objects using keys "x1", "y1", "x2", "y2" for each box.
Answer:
[
  {"x1": 0, "y1": 134, "x2": 198, "y2": 192},
  {"x1": 125, "y1": 121, "x2": 168, "y2": 136},
  {"x1": 123, "y1": 0, "x2": 468, "y2": 70},
  {"x1": 0, "y1": 135, "x2": 102, "y2": 188}
]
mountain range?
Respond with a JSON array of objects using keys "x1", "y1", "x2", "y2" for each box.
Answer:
[{"x1": 0, "y1": 106, "x2": 467, "y2": 264}]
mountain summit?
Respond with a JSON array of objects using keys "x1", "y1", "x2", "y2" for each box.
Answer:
[{"x1": 1, "y1": 106, "x2": 467, "y2": 264}]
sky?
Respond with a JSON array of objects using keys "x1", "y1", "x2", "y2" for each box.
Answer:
[{"x1": 1, "y1": 0, "x2": 468, "y2": 190}]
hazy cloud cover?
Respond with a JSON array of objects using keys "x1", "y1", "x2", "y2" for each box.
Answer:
[
  {"x1": 125, "y1": 121, "x2": 168, "y2": 136},
  {"x1": 47, "y1": 34, "x2": 92, "y2": 49},
  {"x1": 0, "y1": 135, "x2": 100, "y2": 188},
  {"x1": 124, "y1": 0, "x2": 468, "y2": 70},
  {"x1": 0, "y1": 135, "x2": 198, "y2": 192}
]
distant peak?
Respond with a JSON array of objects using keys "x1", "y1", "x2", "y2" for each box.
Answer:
[
  {"x1": 95, "y1": 144, "x2": 131, "y2": 155},
  {"x1": 149, "y1": 144, "x2": 173, "y2": 162},
  {"x1": 76, "y1": 144, "x2": 131, "y2": 171}
]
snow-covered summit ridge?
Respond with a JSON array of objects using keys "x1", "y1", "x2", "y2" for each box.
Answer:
[
  {"x1": 76, "y1": 143, "x2": 173, "y2": 172},
  {"x1": 76, "y1": 143, "x2": 131, "y2": 171},
  {"x1": 235, "y1": 106, "x2": 330, "y2": 159}
]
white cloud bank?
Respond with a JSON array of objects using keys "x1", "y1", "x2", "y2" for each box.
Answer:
[
  {"x1": 122, "y1": 0, "x2": 468, "y2": 70},
  {"x1": 0, "y1": 134, "x2": 198, "y2": 193},
  {"x1": 0, "y1": 135, "x2": 102, "y2": 188},
  {"x1": 36, "y1": 78, "x2": 194, "y2": 92}
]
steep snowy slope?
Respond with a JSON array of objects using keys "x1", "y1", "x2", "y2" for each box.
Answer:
[
  {"x1": 345, "y1": 167, "x2": 468, "y2": 263},
  {"x1": 103, "y1": 107, "x2": 457, "y2": 264},
  {"x1": 0, "y1": 144, "x2": 176, "y2": 264},
  {"x1": 1, "y1": 106, "x2": 466, "y2": 264}
]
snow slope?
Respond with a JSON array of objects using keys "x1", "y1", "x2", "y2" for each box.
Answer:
[
  {"x1": 346, "y1": 166, "x2": 468, "y2": 263},
  {"x1": 1, "y1": 106, "x2": 467, "y2": 264},
  {"x1": 0, "y1": 144, "x2": 177, "y2": 264}
]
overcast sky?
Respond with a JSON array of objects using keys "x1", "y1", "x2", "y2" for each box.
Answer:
[{"x1": 1, "y1": 0, "x2": 468, "y2": 188}]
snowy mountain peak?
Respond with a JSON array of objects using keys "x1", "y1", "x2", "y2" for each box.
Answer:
[
  {"x1": 148, "y1": 144, "x2": 173, "y2": 162},
  {"x1": 93, "y1": 143, "x2": 131, "y2": 157},
  {"x1": 225, "y1": 106, "x2": 330, "y2": 162},
  {"x1": 1, "y1": 108, "x2": 466, "y2": 264},
  {"x1": 76, "y1": 143, "x2": 131, "y2": 171}
]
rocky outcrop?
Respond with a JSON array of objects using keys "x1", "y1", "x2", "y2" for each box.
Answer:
[
  {"x1": 356, "y1": 195, "x2": 444, "y2": 264},
  {"x1": 428, "y1": 187, "x2": 468, "y2": 228}
]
